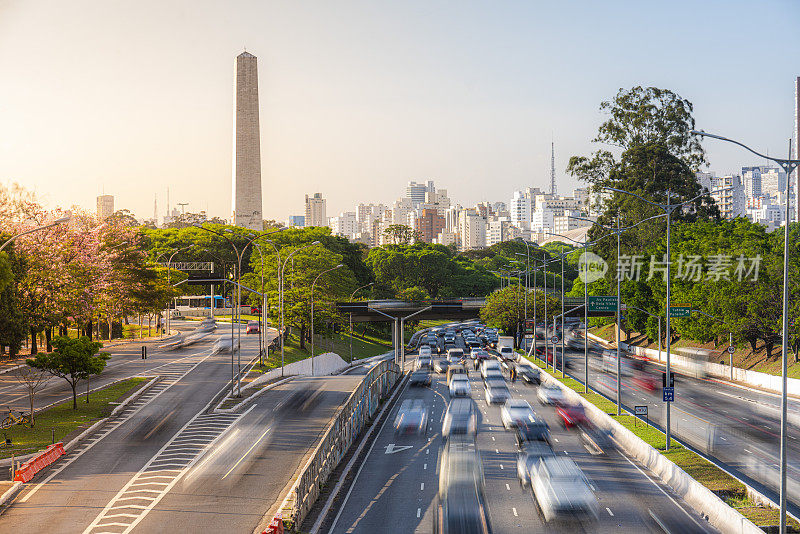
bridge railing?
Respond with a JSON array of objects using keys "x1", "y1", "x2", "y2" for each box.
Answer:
[{"x1": 278, "y1": 357, "x2": 401, "y2": 528}]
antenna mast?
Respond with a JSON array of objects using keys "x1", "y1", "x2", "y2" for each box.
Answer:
[{"x1": 550, "y1": 141, "x2": 556, "y2": 196}]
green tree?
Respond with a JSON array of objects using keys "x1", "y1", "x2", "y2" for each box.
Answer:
[
  {"x1": 383, "y1": 224, "x2": 417, "y2": 245},
  {"x1": 27, "y1": 336, "x2": 110, "y2": 409},
  {"x1": 480, "y1": 286, "x2": 560, "y2": 343},
  {"x1": 398, "y1": 286, "x2": 430, "y2": 302}
]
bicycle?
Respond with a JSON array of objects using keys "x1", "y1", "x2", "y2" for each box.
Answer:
[{"x1": 2, "y1": 408, "x2": 31, "y2": 429}]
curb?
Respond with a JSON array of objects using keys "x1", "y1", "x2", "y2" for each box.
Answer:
[
  {"x1": 213, "y1": 377, "x2": 295, "y2": 414},
  {"x1": 0, "y1": 365, "x2": 25, "y2": 376},
  {"x1": 521, "y1": 357, "x2": 761, "y2": 534},
  {"x1": 0, "y1": 481, "x2": 22, "y2": 508}
]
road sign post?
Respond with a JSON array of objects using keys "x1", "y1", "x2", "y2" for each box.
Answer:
[
  {"x1": 588, "y1": 295, "x2": 618, "y2": 313},
  {"x1": 663, "y1": 387, "x2": 674, "y2": 402},
  {"x1": 634, "y1": 405, "x2": 648, "y2": 427},
  {"x1": 669, "y1": 305, "x2": 691, "y2": 318}
]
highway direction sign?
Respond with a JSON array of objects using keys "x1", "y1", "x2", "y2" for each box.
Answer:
[
  {"x1": 669, "y1": 305, "x2": 692, "y2": 318},
  {"x1": 588, "y1": 295, "x2": 617, "y2": 312},
  {"x1": 663, "y1": 387, "x2": 675, "y2": 402},
  {"x1": 634, "y1": 405, "x2": 648, "y2": 416}
]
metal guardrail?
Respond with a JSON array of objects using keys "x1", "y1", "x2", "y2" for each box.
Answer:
[{"x1": 280, "y1": 358, "x2": 401, "y2": 527}]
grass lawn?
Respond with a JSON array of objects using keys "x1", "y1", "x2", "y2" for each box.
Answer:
[
  {"x1": 524, "y1": 353, "x2": 799, "y2": 530},
  {"x1": 242, "y1": 331, "x2": 391, "y2": 383},
  {"x1": 1, "y1": 377, "x2": 147, "y2": 460}
]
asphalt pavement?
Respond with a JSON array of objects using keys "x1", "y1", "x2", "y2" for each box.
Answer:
[
  {"x1": 543, "y1": 329, "x2": 800, "y2": 518},
  {"x1": 328, "y1": 331, "x2": 716, "y2": 534}
]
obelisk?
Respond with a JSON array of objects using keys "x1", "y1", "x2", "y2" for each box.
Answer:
[{"x1": 231, "y1": 51, "x2": 263, "y2": 230}]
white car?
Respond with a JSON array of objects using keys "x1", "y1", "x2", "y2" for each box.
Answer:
[
  {"x1": 498, "y1": 346, "x2": 515, "y2": 361},
  {"x1": 484, "y1": 378, "x2": 510, "y2": 404},
  {"x1": 531, "y1": 456, "x2": 599, "y2": 522},
  {"x1": 481, "y1": 360, "x2": 502, "y2": 379},
  {"x1": 501, "y1": 399, "x2": 536, "y2": 429},
  {"x1": 449, "y1": 375, "x2": 471, "y2": 397},
  {"x1": 419, "y1": 345, "x2": 432, "y2": 358},
  {"x1": 447, "y1": 348, "x2": 464, "y2": 362},
  {"x1": 537, "y1": 383, "x2": 566, "y2": 406}
]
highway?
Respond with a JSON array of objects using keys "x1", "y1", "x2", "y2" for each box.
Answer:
[
  {"x1": 542, "y1": 328, "x2": 800, "y2": 518},
  {"x1": 327, "y1": 331, "x2": 716, "y2": 534},
  {"x1": 0, "y1": 324, "x2": 373, "y2": 534}
]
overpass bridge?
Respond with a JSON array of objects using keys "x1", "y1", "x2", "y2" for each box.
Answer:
[{"x1": 336, "y1": 296, "x2": 609, "y2": 323}]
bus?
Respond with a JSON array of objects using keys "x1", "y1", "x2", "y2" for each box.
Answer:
[{"x1": 172, "y1": 295, "x2": 227, "y2": 313}]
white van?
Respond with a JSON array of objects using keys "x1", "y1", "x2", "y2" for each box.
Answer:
[{"x1": 481, "y1": 359, "x2": 502, "y2": 379}]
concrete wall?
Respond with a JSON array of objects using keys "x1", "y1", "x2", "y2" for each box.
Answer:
[{"x1": 251, "y1": 352, "x2": 349, "y2": 387}]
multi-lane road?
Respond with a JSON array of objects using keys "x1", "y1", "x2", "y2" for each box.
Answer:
[
  {"x1": 547, "y1": 329, "x2": 800, "y2": 518},
  {"x1": 0, "y1": 321, "x2": 375, "y2": 534},
  {"x1": 326, "y1": 331, "x2": 716, "y2": 534}
]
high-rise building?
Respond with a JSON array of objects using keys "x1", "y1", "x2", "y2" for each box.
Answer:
[
  {"x1": 711, "y1": 175, "x2": 745, "y2": 219},
  {"x1": 96, "y1": 195, "x2": 114, "y2": 220},
  {"x1": 405, "y1": 180, "x2": 434, "y2": 206},
  {"x1": 417, "y1": 208, "x2": 446, "y2": 243},
  {"x1": 305, "y1": 193, "x2": 327, "y2": 227},
  {"x1": 231, "y1": 51, "x2": 263, "y2": 231},
  {"x1": 330, "y1": 211, "x2": 358, "y2": 239},
  {"x1": 509, "y1": 191, "x2": 533, "y2": 225}
]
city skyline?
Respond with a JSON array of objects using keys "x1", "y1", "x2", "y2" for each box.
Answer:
[{"x1": 1, "y1": 1, "x2": 799, "y2": 221}]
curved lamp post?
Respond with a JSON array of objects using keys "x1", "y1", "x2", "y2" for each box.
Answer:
[
  {"x1": 692, "y1": 129, "x2": 799, "y2": 532},
  {"x1": 280, "y1": 241, "x2": 322, "y2": 376}
]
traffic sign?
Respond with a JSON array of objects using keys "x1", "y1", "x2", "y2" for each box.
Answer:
[
  {"x1": 634, "y1": 405, "x2": 648, "y2": 416},
  {"x1": 550, "y1": 336, "x2": 559, "y2": 344},
  {"x1": 588, "y1": 295, "x2": 618, "y2": 312},
  {"x1": 669, "y1": 305, "x2": 691, "y2": 318},
  {"x1": 663, "y1": 387, "x2": 675, "y2": 402},
  {"x1": 726, "y1": 346, "x2": 736, "y2": 354}
]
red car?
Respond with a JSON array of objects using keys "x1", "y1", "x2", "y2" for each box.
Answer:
[
  {"x1": 556, "y1": 402, "x2": 590, "y2": 429},
  {"x1": 245, "y1": 320, "x2": 260, "y2": 334}
]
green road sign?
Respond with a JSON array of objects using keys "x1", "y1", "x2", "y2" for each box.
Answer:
[
  {"x1": 669, "y1": 305, "x2": 691, "y2": 318},
  {"x1": 588, "y1": 295, "x2": 618, "y2": 312}
]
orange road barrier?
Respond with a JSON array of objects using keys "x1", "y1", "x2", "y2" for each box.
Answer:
[
  {"x1": 12, "y1": 442, "x2": 65, "y2": 483},
  {"x1": 263, "y1": 513, "x2": 284, "y2": 534}
]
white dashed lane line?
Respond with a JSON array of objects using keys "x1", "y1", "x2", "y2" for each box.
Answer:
[
  {"x1": 417, "y1": 508, "x2": 421, "y2": 518},
  {"x1": 512, "y1": 507, "x2": 518, "y2": 517},
  {"x1": 606, "y1": 507, "x2": 614, "y2": 516},
  {"x1": 420, "y1": 483, "x2": 424, "y2": 490}
]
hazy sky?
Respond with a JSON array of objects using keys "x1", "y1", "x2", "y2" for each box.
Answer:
[{"x1": 1, "y1": 1, "x2": 799, "y2": 221}]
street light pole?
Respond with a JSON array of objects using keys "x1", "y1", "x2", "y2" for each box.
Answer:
[
  {"x1": 0, "y1": 215, "x2": 71, "y2": 253},
  {"x1": 280, "y1": 241, "x2": 321, "y2": 376},
  {"x1": 693, "y1": 129, "x2": 799, "y2": 533}
]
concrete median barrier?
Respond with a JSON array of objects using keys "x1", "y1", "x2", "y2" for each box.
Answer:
[{"x1": 520, "y1": 358, "x2": 762, "y2": 534}]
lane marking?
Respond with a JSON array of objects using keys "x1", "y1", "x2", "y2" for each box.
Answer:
[
  {"x1": 221, "y1": 422, "x2": 271, "y2": 479},
  {"x1": 606, "y1": 507, "x2": 614, "y2": 516},
  {"x1": 505, "y1": 483, "x2": 510, "y2": 491},
  {"x1": 420, "y1": 482, "x2": 424, "y2": 491},
  {"x1": 423, "y1": 463, "x2": 427, "y2": 470},
  {"x1": 499, "y1": 464, "x2": 503, "y2": 470},
  {"x1": 512, "y1": 507, "x2": 518, "y2": 517},
  {"x1": 416, "y1": 508, "x2": 421, "y2": 518},
  {"x1": 19, "y1": 353, "x2": 213, "y2": 504}
]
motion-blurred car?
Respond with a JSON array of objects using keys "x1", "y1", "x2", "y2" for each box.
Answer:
[
  {"x1": 447, "y1": 348, "x2": 465, "y2": 362},
  {"x1": 416, "y1": 356, "x2": 432, "y2": 369},
  {"x1": 516, "y1": 365, "x2": 541, "y2": 385},
  {"x1": 471, "y1": 349, "x2": 490, "y2": 362},
  {"x1": 434, "y1": 439, "x2": 491, "y2": 534},
  {"x1": 556, "y1": 402, "x2": 590, "y2": 429},
  {"x1": 484, "y1": 378, "x2": 510, "y2": 404},
  {"x1": 245, "y1": 320, "x2": 260, "y2": 334},
  {"x1": 537, "y1": 383, "x2": 566, "y2": 406},
  {"x1": 449, "y1": 375, "x2": 471, "y2": 397},
  {"x1": 514, "y1": 419, "x2": 551, "y2": 447},
  {"x1": 409, "y1": 369, "x2": 432, "y2": 387},
  {"x1": 517, "y1": 441, "x2": 555, "y2": 487},
  {"x1": 447, "y1": 364, "x2": 467, "y2": 384},
  {"x1": 442, "y1": 398, "x2": 477, "y2": 439},
  {"x1": 480, "y1": 360, "x2": 502, "y2": 379},
  {"x1": 482, "y1": 369, "x2": 504, "y2": 383},
  {"x1": 501, "y1": 399, "x2": 536, "y2": 429},
  {"x1": 394, "y1": 399, "x2": 428, "y2": 435},
  {"x1": 530, "y1": 456, "x2": 599, "y2": 523},
  {"x1": 211, "y1": 336, "x2": 234, "y2": 353},
  {"x1": 434, "y1": 359, "x2": 451, "y2": 374},
  {"x1": 419, "y1": 345, "x2": 432, "y2": 358}
]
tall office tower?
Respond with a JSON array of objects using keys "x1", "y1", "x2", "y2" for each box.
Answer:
[
  {"x1": 96, "y1": 195, "x2": 114, "y2": 220},
  {"x1": 231, "y1": 51, "x2": 263, "y2": 231}
]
